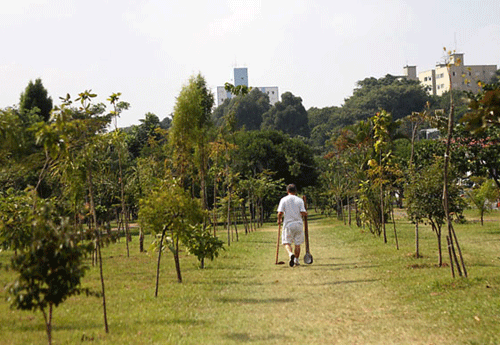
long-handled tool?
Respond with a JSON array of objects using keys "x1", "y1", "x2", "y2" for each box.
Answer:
[
  {"x1": 303, "y1": 196, "x2": 313, "y2": 264},
  {"x1": 275, "y1": 222, "x2": 285, "y2": 265}
]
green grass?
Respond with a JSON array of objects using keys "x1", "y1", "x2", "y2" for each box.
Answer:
[{"x1": 1, "y1": 210, "x2": 500, "y2": 344}]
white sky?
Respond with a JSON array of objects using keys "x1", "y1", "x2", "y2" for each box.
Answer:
[{"x1": 1, "y1": 0, "x2": 499, "y2": 127}]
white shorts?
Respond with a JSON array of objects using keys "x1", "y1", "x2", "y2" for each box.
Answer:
[{"x1": 281, "y1": 221, "x2": 304, "y2": 245}]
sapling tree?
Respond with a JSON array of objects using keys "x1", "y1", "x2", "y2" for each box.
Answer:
[
  {"x1": 465, "y1": 177, "x2": 498, "y2": 225},
  {"x1": 139, "y1": 179, "x2": 212, "y2": 294},
  {"x1": 182, "y1": 223, "x2": 224, "y2": 269},
  {"x1": 406, "y1": 158, "x2": 465, "y2": 266},
  {"x1": 37, "y1": 90, "x2": 113, "y2": 332},
  {"x1": 5, "y1": 192, "x2": 95, "y2": 345},
  {"x1": 441, "y1": 48, "x2": 468, "y2": 277},
  {"x1": 108, "y1": 93, "x2": 132, "y2": 256}
]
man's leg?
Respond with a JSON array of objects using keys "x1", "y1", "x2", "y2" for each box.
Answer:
[
  {"x1": 283, "y1": 243, "x2": 295, "y2": 267},
  {"x1": 293, "y1": 245, "x2": 301, "y2": 265},
  {"x1": 294, "y1": 244, "x2": 301, "y2": 259}
]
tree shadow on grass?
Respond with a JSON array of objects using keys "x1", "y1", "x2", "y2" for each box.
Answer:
[
  {"x1": 303, "y1": 262, "x2": 380, "y2": 271},
  {"x1": 224, "y1": 332, "x2": 289, "y2": 343},
  {"x1": 218, "y1": 297, "x2": 295, "y2": 304},
  {"x1": 309, "y1": 278, "x2": 380, "y2": 286}
]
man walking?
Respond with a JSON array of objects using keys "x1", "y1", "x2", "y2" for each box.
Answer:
[{"x1": 277, "y1": 184, "x2": 307, "y2": 267}]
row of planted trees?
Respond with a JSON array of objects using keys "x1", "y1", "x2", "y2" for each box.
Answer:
[
  {"x1": 0, "y1": 74, "x2": 303, "y2": 344},
  {"x1": 312, "y1": 52, "x2": 500, "y2": 279}
]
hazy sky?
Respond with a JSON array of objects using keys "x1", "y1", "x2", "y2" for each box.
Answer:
[{"x1": 1, "y1": 0, "x2": 499, "y2": 127}]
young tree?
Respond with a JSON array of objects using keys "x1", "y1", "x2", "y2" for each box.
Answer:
[
  {"x1": 5, "y1": 193, "x2": 95, "y2": 345},
  {"x1": 139, "y1": 179, "x2": 207, "y2": 292},
  {"x1": 441, "y1": 49, "x2": 468, "y2": 277},
  {"x1": 406, "y1": 159, "x2": 465, "y2": 266},
  {"x1": 466, "y1": 177, "x2": 499, "y2": 225},
  {"x1": 108, "y1": 93, "x2": 132, "y2": 256}
]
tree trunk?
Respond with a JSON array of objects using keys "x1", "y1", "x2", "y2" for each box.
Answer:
[
  {"x1": 155, "y1": 226, "x2": 166, "y2": 297},
  {"x1": 87, "y1": 167, "x2": 109, "y2": 333},
  {"x1": 381, "y1": 183, "x2": 387, "y2": 243},
  {"x1": 443, "y1": 67, "x2": 467, "y2": 278},
  {"x1": 436, "y1": 225, "x2": 442, "y2": 267},
  {"x1": 348, "y1": 197, "x2": 352, "y2": 227},
  {"x1": 447, "y1": 235, "x2": 456, "y2": 278},
  {"x1": 139, "y1": 226, "x2": 144, "y2": 253},
  {"x1": 42, "y1": 304, "x2": 53, "y2": 345},
  {"x1": 391, "y1": 206, "x2": 399, "y2": 250},
  {"x1": 227, "y1": 186, "x2": 231, "y2": 246},
  {"x1": 173, "y1": 233, "x2": 182, "y2": 283},
  {"x1": 415, "y1": 221, "x2": 420, "y2": 258}
]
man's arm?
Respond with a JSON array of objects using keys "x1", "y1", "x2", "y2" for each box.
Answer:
[{"x1": 277, "y1": 211, "x2": 284, "y2": 224}]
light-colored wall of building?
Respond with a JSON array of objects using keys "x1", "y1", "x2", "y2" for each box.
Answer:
[
  {"x1": 416, "y1": 53, "x2": 497, "y2": 96},
  {"x1": 419, "y1": 69, "x2": 436, "y2": 95},
  {"x1": 217, "y1": 68, "x2": 279, "y2": 106},
  {"x1": 257, "y1": 86, "x2": 279, "y2": 105},
  {"x1": 403, "y1": 65, "x2": 417, "y2": 80},
  {"x1": 217, "y1": 86, "x2": 231, "y2": 105}
]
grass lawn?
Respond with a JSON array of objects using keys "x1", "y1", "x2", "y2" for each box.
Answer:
[{"x1": 1, "y1": 209, "x2": 500, "y2": 344}]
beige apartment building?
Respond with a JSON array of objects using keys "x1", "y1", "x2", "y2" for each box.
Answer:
[{"x1": 404, "y1": 53, "x2": 497, "y2": 96}]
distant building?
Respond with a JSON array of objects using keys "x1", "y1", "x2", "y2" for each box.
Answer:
[
  {"x1": 404, "y1": 53, "x2": 497, "y2": 96},
  {"x1": 233, "y1": 67, "x2": 248, "y2": 87},
  {"x1": 216, "y1": 67, "x2": 279, "y2": 106}
]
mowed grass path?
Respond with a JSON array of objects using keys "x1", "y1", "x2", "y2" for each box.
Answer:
[{"x1": 1, "y1": 211, "x2": 500, "y2": 344}]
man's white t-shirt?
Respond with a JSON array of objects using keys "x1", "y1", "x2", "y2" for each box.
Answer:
[{"x1": 277, "y1": 194, "x2": 306, "y2": 227}]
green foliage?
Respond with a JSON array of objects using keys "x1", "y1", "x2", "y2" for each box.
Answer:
[
  {"x1": 357, "y1": 179, "x2": 385, "y2": 234},
  {"x1": 261, "y1": 92, "x2": 310, "y2": 137},
  {"x1": 406, "y1": 158, "x2": 465, "y2": 226},
  {"x1": 461, "y1": 83, "x2": 500, "y2": 133},
  {"x1": 182, "y1": 224, "x2": 224, "y2": 268},
  {"x1": 3, "y1": 192, "x2": 95, "y2": 344},
  {"x1": 341, "y1": 74, "x2": 429, "y2": 125},
  {"x1": 452, "y1": 125, "x2": 500, "y2": 187},
  {"x1": 234, "y1": 130, "x2": 318, "y2": 190},
  {"x1": 7, "y1": 196, "x2": 94, "y2": 310},
  {"x1": 139, "y1": 178, "x2": 207, "y2": 249},
  {"x1": 0, "y1": 189, "x2": 34, "y2": 251},
  {"x1": 465, "y1": 177, "x2": 499, "y2": 225},
  {"x1": 307, "y1": 106, "x2": 342, "y2": 147},
  {"x1": 19, "y1": 78, "x2": 53, "y2": 123},
  {"x1": 169, "y1": 73, "x2": 214, "y2": 207},
  {"x1": 212, "y1": 88, "x2": 270, "y2": 130}
]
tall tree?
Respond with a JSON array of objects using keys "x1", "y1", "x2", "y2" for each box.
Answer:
[
  {"x1": 261, "y1": 92, "x2": 310, "y2": 137},
  {"x1": 212, "y1": 88, "x2": 270, "y2": 130},
  {"x1": 19, "y1": 78, "x2": 53, "y2": 123},
  {"x1": 169, "y1": 73, "x2": 214, "y2": 208},
  {"x1": 341, "y1": 74, "x2": 429, "y2": 125}
]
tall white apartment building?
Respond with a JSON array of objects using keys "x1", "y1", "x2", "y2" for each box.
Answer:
[
  {"x1": 216, "y1": 67, "x2": 279, "y2": 106},
  {"x1": 405, "y1": 53, "x2": 497, "y2": 96}
]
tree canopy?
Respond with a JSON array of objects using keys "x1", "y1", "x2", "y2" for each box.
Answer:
[
  {"x1": 19, "y1": 78, "x2": 53, "y2": 123},
  {"x1": 261, "y1": 92, "x2": 310, "y2": 137}
]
